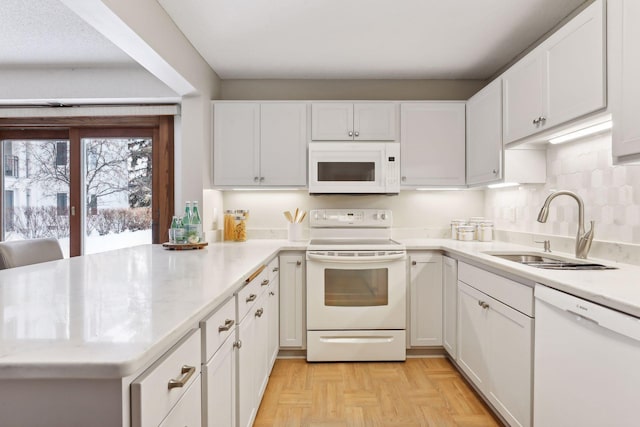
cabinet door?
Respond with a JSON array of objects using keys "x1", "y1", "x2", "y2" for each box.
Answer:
[
  {"x1": 353, "y1": 103, "x2": 396, "y2": 140},
  {"x1": 254, "y1": 292, "x2": 270, "y2": 402},
  {"x1": 442, "y1": 256, "x2": 458, "y2": 359},
  {"x1": 400, "y1": 103, "x2": 466, "y2": 186},
  {"x1": 311, "y1": 103, "x2": 354, "y2": 140},
  {"x1": 260, "y1": 103, "x2": 308, "y2": 186},
  {"x1": 503, "y1": 53, "x2": 545, "y2": 144},
  {"x1": 279, "y1": 254, "x2": 305, "y2": 348},
  {"x1": 486, "y1": 296, "x2": 533, "y2": 427},
  {"x1": 237, "y1": 310, "x2": 257, "y2": 427},
  {"x1": 457, "y1": 282, "x2": 489, "y2": 393},
  {"x1": 611, "y1": 0, "x2": 640, "y2": 160},
  {"x1": 466, "y1": 80, "x2": 503, "y2": 186},
  {"x1": 203, "y1": 335, "x2": 235, "y2": 427},
  {"x1": 545, "y1": 0, "x2": 605, "y2": 130},
  {"x1": 267, "y1": 276, "x2": 280, "y2": 370},
  {"x1": 409, "y1": 252, "x2": 443, "y2": 347},
  {"x1": 213, "y1": 103, "x2": 260, "y2": 186}
]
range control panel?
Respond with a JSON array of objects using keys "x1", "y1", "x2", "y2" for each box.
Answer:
[{"x1": 309, "y1": 209, "x2": 393, "y2": 228}]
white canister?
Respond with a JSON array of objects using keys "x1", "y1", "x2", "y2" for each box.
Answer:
[
  {"x1": 450, "y1": 220, "x2": 467, "y2": 239},
  {"x1": 478, "y1": 221, "x2": 494, "y2": 242},
  {"x1": 468, "y1": 217, "x2": 485, "y2": 240},
  {"x1": 287, "y1": 222, "x2": 304, "y2": 241},
  {"x1": 457, "y1": 226, "x2": 476, "y2": 241}
]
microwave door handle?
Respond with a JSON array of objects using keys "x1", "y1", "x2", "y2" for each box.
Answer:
[{"x1": 307, "y1": 253, "x2": 406, "y2": 263}]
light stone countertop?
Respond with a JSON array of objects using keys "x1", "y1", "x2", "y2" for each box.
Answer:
[{"x1": 0, "y1": 238, "x2": 638, "y2": 380}]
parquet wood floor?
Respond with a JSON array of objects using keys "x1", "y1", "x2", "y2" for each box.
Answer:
[{"x1": 254, "y1": 358, "x2": 502, "y2": 427}]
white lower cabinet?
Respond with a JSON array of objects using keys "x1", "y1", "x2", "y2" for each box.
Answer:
[
  {"x1": 279, "y1": 253, "x2": 305, "y2": 348},
  {"x1": 457, "y1": 263, "x2": 533, "y2": 427},
  {"x1": 159, "y1": 376, "x2": 202, "y2": 427},
  {"x1": 409, "y1": 252, "x2": 443, "y2": 346},
  {"x1": 267, "y1": 267, "x2": 280, "y2": 369},
  {"x1": 442, "y1": 255, "x2": 458, "y2": 359},
  {"x1": 202, "y1": 334, "x2": 236, "y2": 427},
  {"x1": 131, "y1": 329, "x2": 202, "y2": 427}
]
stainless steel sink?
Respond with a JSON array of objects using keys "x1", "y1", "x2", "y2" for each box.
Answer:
[{"x1": 485, "y1": 252, "x2": 617, "y2": 270}]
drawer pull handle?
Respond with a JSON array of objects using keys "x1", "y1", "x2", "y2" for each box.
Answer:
[
  {"x1": 245, "y1": 265, "x2": 266, "y2": 283},
  {"x1": 255, "y1": 308, "x2": 264, "y2": 317},
  {"x1": 478, "y1": 300, "x2": 490, "y2": 309},
  {"x1": 269, "y1": 291, "x2": 275, "y2": 296},
  {"x1": 218, "y1": 319, "x2": 235, "y2": 332},
  {"x1": 261, "y1": 279, "x2": 270, "y2": 286},
  {"x1": 272, "y1": 267, "x2": 279, "y2": 272},
  {"x1": 246, "y1": 294, "x2": 257, "y2": 303},
  {"x1": 168, "y1": 365, "x2": 196, "y2": 390}
]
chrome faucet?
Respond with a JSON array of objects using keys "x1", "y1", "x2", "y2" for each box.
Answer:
[{"x1": 537, "y1": 190, "x2": 595, "y2": 259}]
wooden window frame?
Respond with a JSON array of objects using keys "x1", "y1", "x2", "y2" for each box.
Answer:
[{"x1": 0, "y1": 116, "x2": 174, "y2": 256}]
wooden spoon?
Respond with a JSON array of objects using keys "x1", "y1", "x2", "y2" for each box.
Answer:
[{"x1": 284, "y1": 211, "x2": 294, "y2": 223}]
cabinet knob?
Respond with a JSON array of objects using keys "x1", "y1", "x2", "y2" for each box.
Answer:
[
  {"x1": 539, "y1": 116, "x2": 546, "y2": 124},
  {"x1": 259, "y1": 177, "x2": 265, "y2": 182},
  {"x1": 478, "y1": 300, "x2": 490, "y2": 309},
  {"x1": 269, "y1": 291, "x2": 275, "y2": 296},
  {"x1": 261, "y1": 279, "x2": 270, "y2": 286},
  {"x1": 412, "y1": 260, "x2": 417, "y2": 266},
  {"x1": 255, "y1": 307, "x2": 264, "y2": 318},
  {"x1": 492, "y1": 169, "x2": 498, "y2": 175},
  {"x1": 233, "y1": 340, "x2": 242, "y2": 349},
  {"x1": 354, "y1": 131, "x2": 359, "y2": 137},
  {"x1": 246, "y1": 294, "x2": 257, "y2": 303},
  {"x1": 272, "y1": 267, "x2": 279, "y2": 272},
  {"x1": 254, "y1": 176, "x2": 259, "y2": 182},
  {"x1": 401, "y1": 176, "x2": 407, "y2": 182},
  {"x1": 296, "y1": 260, "x2": 302, "y2": 266},
  {"x1": 532, "y1": 118, "x2": 538, "y2": 125},
  {"x1": 348, "y1": 131, "x2": 354, "y2": 137}
]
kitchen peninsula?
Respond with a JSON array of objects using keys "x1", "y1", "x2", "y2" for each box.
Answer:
[{"x1": 1, "y1": 239, "x2": 639, "y2": 426}]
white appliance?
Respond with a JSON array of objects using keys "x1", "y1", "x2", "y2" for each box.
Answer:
[
  {"x1": 534, "y1": 285, "x2": 640, "y2": 427},
  {"x1": 306, "y1": 209, "x2": 406, "y2": 362},
  {"x1": 308, "y1": 142, "x2": 400, "y2": 194}
]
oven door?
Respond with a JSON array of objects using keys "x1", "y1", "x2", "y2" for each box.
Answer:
[
  {"x1": 306, "y1": 251, "x2": 406, "y2": 330},
  {"x1": 308, "y1": 142, "x2": 399, "y2": 194}
]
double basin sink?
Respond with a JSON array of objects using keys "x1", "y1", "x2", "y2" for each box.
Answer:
[{"x1": 486, "y1": 252, "x2": 617, "y2": 270}]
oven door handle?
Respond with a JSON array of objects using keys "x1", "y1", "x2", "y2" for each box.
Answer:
[{"x1": 307, "y1": 252, "x2": 406, "y2": 263}]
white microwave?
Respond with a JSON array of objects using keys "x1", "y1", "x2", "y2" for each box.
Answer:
[{"x1": 308, "y1": 142, "x2": 400, "y2": 194}]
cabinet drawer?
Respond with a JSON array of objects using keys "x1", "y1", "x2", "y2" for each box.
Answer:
[
  {"x1": 159, "y1": 376, "x2": 202, "y2": 427},
  {"x1": 201, "y1": 297, "x2": 236, "y2": 362},
  {"x1": 132, "y1": 329, "x2": 201, "y2": 427},
  {"x1": 458, "y1": 262, "x2": 533, "y2": 316},
  {"x1": 237, "y1": 266, "x2": 268, "y2": 321}
]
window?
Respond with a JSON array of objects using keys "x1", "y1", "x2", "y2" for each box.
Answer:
[
  {"x1": 26, "y1": 189, "x2": 31, "y2": 208},
  {"x1": 4, "y1": 190, "x2": 14, "y2": 231},
  {"x1": 56, "y1": 193, "x2": 68, "y2": 216},
  {"x1": 89, "y1": 194, "x2": 97, "y2": 216},
  {"x1": 56, "y1": 141, "x2": 67, "y2": 166}
]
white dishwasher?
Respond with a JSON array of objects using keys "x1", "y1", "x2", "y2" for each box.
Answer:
[{"x1": 534, "y1": 284, "x2": 640, "y2": 427}]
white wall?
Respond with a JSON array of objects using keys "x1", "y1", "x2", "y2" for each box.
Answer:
[
  {"x1": 486, "y1": 132, "x2": 640, "y2": 244},
  {"x1": 219, "y1": 190, "x2": 485, "y2": 239}
]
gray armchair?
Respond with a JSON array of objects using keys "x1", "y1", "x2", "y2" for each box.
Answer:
[{"x1": 0, "y1": 238, "x2": 64, "y2": 270}]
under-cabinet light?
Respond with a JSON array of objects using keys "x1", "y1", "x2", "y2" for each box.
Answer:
[
  {"x1": 548, "y1": 120, "x2": 612, "y2": 144},
  {"x1": 415, "y1": 187, "x2": 463, "y2": 191},
  {"x1": 487, "y1": 182, "x2": 520, "y2": 189}
]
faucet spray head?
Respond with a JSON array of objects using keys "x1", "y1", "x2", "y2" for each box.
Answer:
[{"x1": 537, "y1": 204, "x2": 549, "y2": 223}]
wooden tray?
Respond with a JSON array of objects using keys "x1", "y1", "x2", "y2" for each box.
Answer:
[{"x1": 162, "y1": 242, "x2": 208, "y2": 250}]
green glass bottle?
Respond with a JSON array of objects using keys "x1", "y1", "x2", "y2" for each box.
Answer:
[{"x1": 191, "y1": 201, "x2": 202, "y2": 243}]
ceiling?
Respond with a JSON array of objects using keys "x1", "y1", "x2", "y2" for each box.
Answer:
[
  {"x1": 0, "y1": 0, "x2": 587, "y2": 82},
  {"x1": 157, "y1": 0, "x2": 587, "y2": 80},
  {"x1": 0, "y1": 0, "x2": 135, "y2": 67}
]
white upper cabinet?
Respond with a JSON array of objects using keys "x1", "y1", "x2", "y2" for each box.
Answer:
[
  {"x1": 503, "y1": 0, "x2": 605, "y2": 144},
  {"x1": 213, "y1": 102, "x2": 307, "y2": 187},
  {"x1": 260, "y1": 103, "x2": 308, "y2": 186},
  {"x1": 311, "y1": 102, "x2": 396, "y2": 141},
  {"x1": 400, "y1": 102, "x2": 466, "y2": 187},
  {"x1": 466, "y1": 79, "x2": 503, "y2": 186},
  {"x1": 214, "y1": 103, "x2": 260, "y2": 186},
  {"x1": 610, "y1": 0, "x2": 640, "y2": 162}
]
